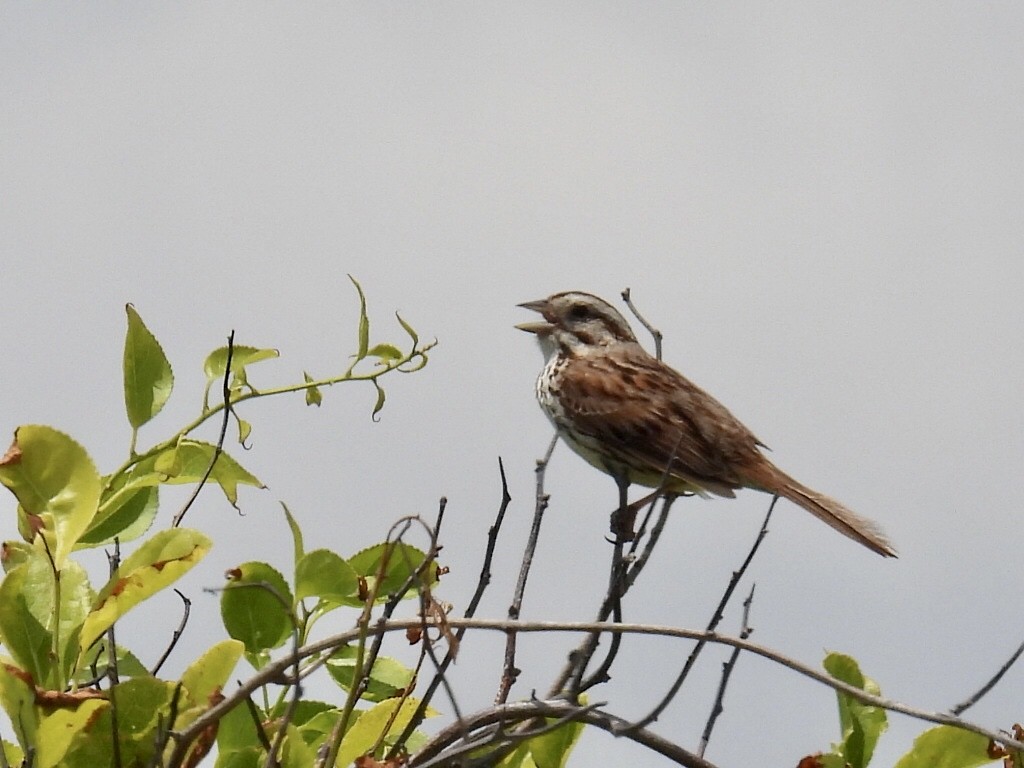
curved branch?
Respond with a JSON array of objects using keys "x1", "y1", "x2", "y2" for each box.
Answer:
[
  {"x1": 409, "y1": 699, "x2": 717, "y2": 768},
  {"x1": 168, "y1": 618, "x2": 1024, "y2": 762}
]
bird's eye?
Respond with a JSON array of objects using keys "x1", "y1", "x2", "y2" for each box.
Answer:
[{"x1": 568, "y1": 304, "x2": 590, "y2": 320}]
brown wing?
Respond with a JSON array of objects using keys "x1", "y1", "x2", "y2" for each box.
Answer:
[{"x1": 556, "y1": 345, "x2": 765, "y2": 496}]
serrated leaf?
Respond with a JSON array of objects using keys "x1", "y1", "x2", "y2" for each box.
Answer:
[
  {"x1": 892, "y1": 725, "x2": 998, "y2": 768},
  {"x1": 123, "y1": 304, "x2": 174, "y2": 430},
  {"x1": 349, "y1": 275, "x2": 370, "y2": 359},
  {"x1": 366, "y1": 343, "x2": 403, "y2": 361},
  {"x1": 151, "y1": 439, "x2": 265, "y2": 507},
  {"x1": 0, "y1": 425, "x2": 101, "y2": 568},
  {"x1": 326, "y1": 645, "x2": 414, "y2": 701},
  {"x1": 79, "y1": 529, "x2": 211, "y2": 659},
  {"x1": 220, "y1": 562, "x2": 294, "y2": 660},
  {"x1": 295, "y1": 549, "x2": 359, "y2": 603},
  {"x1": 303, "y1": 372, "x2": 322, "y2": 407},
  {"x1": 348, "y1": 542, "x2": 438, "y2": 603}
]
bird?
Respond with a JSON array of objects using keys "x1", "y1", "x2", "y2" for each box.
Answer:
[{"x1": 516, "y1": 291, "x2": 896, "y2": 557}]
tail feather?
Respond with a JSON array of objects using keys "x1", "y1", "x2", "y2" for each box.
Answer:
[{"x1": 750, "y1": 464, "x2": 897, "y2": 558}]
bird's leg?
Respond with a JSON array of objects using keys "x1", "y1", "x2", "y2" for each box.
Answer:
[{"x1": 609, "y1": 473, "x2": 636, "y2": 542}]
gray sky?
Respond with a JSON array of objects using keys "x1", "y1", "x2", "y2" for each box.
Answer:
[{"x1": 2, "y1": 3, "x2": 1023, "y2": 765}]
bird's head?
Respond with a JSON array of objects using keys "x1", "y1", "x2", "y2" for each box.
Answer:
[{"x1": 517, "y1": 292, "x2": 638, "y2": 357}]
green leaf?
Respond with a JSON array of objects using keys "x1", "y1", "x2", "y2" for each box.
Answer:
[
  {"x1": 367, "y1": 343, "x2": 403, "y2": 361},
  {"x1": 56, "y1": 677, "x2": 177, "y2": 768},
  {"x1": 0, "y1": 548, "x2": 91, "y2": 696},
  {"x1": 220, "y1": 562, "x2": 294, "y2": 661},
  {"x1": 348, "y1": 542, "x2": 438, "y2": 603},
  {"x1": 72, "y1": 642, "x2": 148, "y2": 684},
  {"x1": 181, "y1": 639, "x2": 244, "y2": 708},
  {"x1": 1, "y1": 740, "x2": 24, "y2": 766},
  {"x1": 123, "y1": 304, "x2": 174, "y2": 430},
  {"x1": 349, "y1": 274, "x2": 370, "y2": 359},
  {"x1": 78, "y1": 528, "x2": 211, "y2": 660},
  {"x1": 202, "y1": 344, "x2": 279, "y2": 409},
  {"x1": 893, "y1": 725, "x2": 999, "y2": 768},
  {"x1": 295, "y1": 549, "x2": 359, "y2": 604},
  {"x1": 335, "y1": 697, "x2": 433, "y2": 768},
  {"x1": 371, "y1": 380, "x2": 387, "y2": 421},
  {"x1": 303, "y1": 372, "x2": 322, "y2": 407},
  {"x1": 0, "y1": 556, "x2": 54, "y2": 684},
  {"x1": 521, "y1": 715, "x2": 586, "y2": 768},
  {"x1": 0, "y1": 425, "x2": 101, "y2": 568},
  {"x1": 326, "y1": 645, "x2": 415, "y2": 701},
  {"x1": 282, "y1": 503, "x2": 305, "y2": 569},
  {"x1": 0, "y1": 661, "x2": 39, "y2": 748},
  {"x1": 823, "y1": 652, "x2": 887, "y2": 768},
  {"x1": 151, "y1": 439, "x2": 265, "y2": 507},
  {"x1": 396, "y1": 311, "x2": 419, "y2": 347},
  {"x1": 80, "y1": 482, "x2": 159, "y2": 547},
  {"x1": 36, "y1": 698, "x2": 107, "y2": 768}
]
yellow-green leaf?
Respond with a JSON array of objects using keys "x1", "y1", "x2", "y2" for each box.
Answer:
[
  {"x1": 0, "y1": 426, "x2": 101, "y2": 568},
  {"x1": 202, "y1": 345, "x2": 279, "y2": 409},
  {"x1": 893, "y1": 725, "x2": 998, "y2": 768},
  {"x1": 349, "y1": 275, "x2": 370, "y2": 359},
  {"x1": 123, "y1": 304, "x2": 174, "y2": 430},
  {"x1": 79, "y1": 528, "x2": 211, "y2": 659},
  {"x1": 303, "y1": 372, "x2": 322, "y2": 407},
  {"x1": 335, "y1": 697, "x2": 434, "y2": 768},
  {"x1": 180, "y1": 639, "x2": 244, "y2": 707},
  {"x1": 151, "y1": 439, "x2": 265, "y2": 507}
]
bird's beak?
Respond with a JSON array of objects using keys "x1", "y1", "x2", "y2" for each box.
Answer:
[{"x1": 516, "y1": 299, "x2": 554, "y2": 334}]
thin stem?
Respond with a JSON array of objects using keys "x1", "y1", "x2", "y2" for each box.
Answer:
[
  {"x1": 618, "y1": 497, "x2": 776, "y2": 734},
  {"x1": 495, "y1": 433, "x2": 557, "y2": 704}
]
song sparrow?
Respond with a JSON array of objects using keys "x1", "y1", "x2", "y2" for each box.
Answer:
[{"x1": 517, "y1": 291, "x2": 896, "y2": 557}]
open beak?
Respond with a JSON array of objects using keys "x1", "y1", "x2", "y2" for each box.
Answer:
[{"x1": 515, "y1": 299, "x2": 554, "y2": 335}]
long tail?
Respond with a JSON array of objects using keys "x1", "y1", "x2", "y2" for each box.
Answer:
[{"x1": 747, "y1": 463, "x2": 897, "y2": 558}]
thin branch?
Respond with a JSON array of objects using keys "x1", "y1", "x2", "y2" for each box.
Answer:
[
  {"x1": 151, "y1": 589, "x2": 191, "y2": 676},
  {"x1": 166, "y1": 617, "x2": 1024, "y2": 763},
  {"x1": 411, "y1": 698, "x2": 717, "y2": 768},
  {"x1": 496, "y1": 433, "x2": 557, "y2": 704},
  {"x1": 619, "y1": 496, "x2": 776, "y2": 733},
  {"x1": 951, "y1": 637, "x2": 1024, "y2": 715},
  {"x1": 390, "y1": 458, "x2": 513, "y2": 757},
  {"x1": 699, "y1": 583, "x2": 756, "y2": 757},
  {"x1": 172, "y1": 331, "x2": 235, "y2": 528},
  {"x1": 106, "y1": 539, "x2": 123, "y2": 768},
  {"x1": 621, "y1": 287, "x2": 663, "y2": 360}
]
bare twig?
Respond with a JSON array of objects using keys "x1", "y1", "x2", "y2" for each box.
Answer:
[
  {"x1": 411, "y1": 698, "x2": 716, "y2": 768},
  {"x1": 390, "y1": 459, "x2": 513, "y2": 758},
  {"x1": 496, "y1": 433, "x2": 557, "y2": 703},
  {"x1": 619, "y1": 497, "x2": 776, "y2": 733},
  {"x1": 951, "y1": 637, "x2": 1024, "y2": 715},
  {"x1": 621, "y1": 287, "x2": 663, "y2": 360},
  {"x1": 151, "y1": 589, "x2": 191, "y2": 676},
  {"x1": 172, "y1": 331, "x2": 235, "y2": 528},
  {"x1": 166, "y1": 617, "x2": 1024, "y2": 764},
  {"x1": 106, "y1": 539, "x2": 123, "y2": 768},
  {"x1": 699, "y1": 583, "x2": 756, "y2": 757}
]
